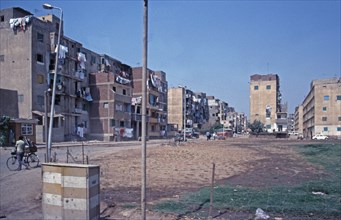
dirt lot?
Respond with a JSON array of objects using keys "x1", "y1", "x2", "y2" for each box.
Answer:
[
  {"x1": 94, "y1": 138, "x2": 325, "y2": 219},
  {"x1": 0, "y1": 138, "x2": 328, "y2": 219}
]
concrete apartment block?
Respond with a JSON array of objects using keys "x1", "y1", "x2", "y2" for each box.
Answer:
[
  {"x1": 294, "y1": 105, "x2": 304, "y2": 134},
  {"x1": 132, "y1": 67, "x2": 168, "y2": 139},
  {"x1": 1, "y1": 7, "x2": 136, "y2": 142},
  {"x1": 249, "y1": 74, "x2": 281, "y2": 132},
  {"x1": 167, "y1": 87, "x2": 185, "y2": 131},
  {"x1": 89, "y1": 57, "x2": 133, "y2": 141},
  {"x1": 302, "y1": 78, "x2": 341, "y2": 138}
]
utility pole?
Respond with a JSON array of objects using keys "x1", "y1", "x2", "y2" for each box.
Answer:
[
  {"x1": 183, "y1": 87, "x2": 186, "y2": 142},
  {"x1": 141, "y1": 0, "x2": 148, "y2": 219}
]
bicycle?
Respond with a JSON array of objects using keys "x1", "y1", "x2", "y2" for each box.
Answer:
[{"x1": 6, "y1": 142, "x2": 40, "y2": 171}]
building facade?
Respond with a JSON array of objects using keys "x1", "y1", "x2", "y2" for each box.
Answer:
[
  {"x1": 89, "y1": 56, "x2": 133, "y2": 141},
  {"x1": 167, "y1": 87, "x2": 185, "y2": 131},
  {"x1": 192, "y1": 92, "x2": 209, "y2": 129},
  {"x1": 0, "y1": 7, "x2": 93, "y2": 142},
  {"x1": 131, "y1": 67, "x2": 168, "y2": 139},
  {"x1": 294, "y1": 105, "x2": 304, "y2": 135},
  {"x1": 249, "y1": 74, "x2": 286, "y2": 132},
  {"x1": 302, "y1": 78, "x2": 341, "y2": 138}
]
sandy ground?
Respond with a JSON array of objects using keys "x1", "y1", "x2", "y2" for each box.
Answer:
[{"x1": 0, "y1": 137, "x2": 327, "y2": 219}]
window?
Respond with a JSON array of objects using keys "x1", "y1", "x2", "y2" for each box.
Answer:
[
  {"x1": 37, "y1": 95, "x2": 44, "y2": 105},
  {"x1": 36, "y1": 53, "x2": 44, "y2": 63},
  {"x1": 103, "y1": 102, "x2": 109, "y2": 108},
  {"x1": 115, "y1": 103, "x2": 123, "y2": 111},
  {"x1": 266, "y1": 125, "x2": 271, "y2": 129},
  {"x1": 322, "y1": 117, "x2": 327, "y2": 121},
  {"x1": 0, "y1": 15, "x2": 4, "y2": 22},
  {"x1": 151, "y1": 125, "x2": 156, "y2": 132},
  {"x1": 55, "y1": 23, "x2": 59, "y2": 32},
  {"x1": 53, "y1": 117, "x2": 59, "y2": 128},
  {"x1": 123, "y1": 89, "x2": 126, "y2": 95},
  {"x1": 91, "y1": 55, "x2": 96, "y2": 64},
  {"x1": 339, "y1": 117, "x2": 341, "y2": 121},
  {"x1": 120, "y1": 121, "x2": 124, "y2": 127},
  {"x1": 337, "y1": 127, "x2": 341, "y2": 132},
  {"x1": 124, "y1": 103, "x2": 131, "y2": 112},
  {"x1": 323, "y1": 127, "x2": 328, "y2": 131},
  {"x1": 254, "y1": 85, "x2": 259, "y2": 90},
  {"x1": 21, "y1": 124, "x2": 33, "y2": 135},
  {"x1": 112, "y1": 87, "x2": 116, "y2": 92},
  {"x1": 0, "y1": 55, "x2": 4, "y2": 62},
  {"x1": 37, "y1": 32, "x2": 44, "y2": 42},
  {"x1": 111, "y1": 119, "x2": 115, "y2": 127},
  {"x1": 18, "y1": 94, "x2": 24, "y2": 103},
  {"x1": 54, "y1": 95, "x2": 61, "y2": 105},
  {"x1": 322, "y1": 107, "x2": 327, "y2": 112},
  {"x1": 37, "y1": 74, "x2": 44, "y2": 84},
  {"x1": 324, "y1": 95, "x2": 330, "y2": 101},
  {"x1": 266, "y1": 85, "x2": 271, "y2": 90},
  {"x1": 337, "y1": 95, "x2": 341, "y2": 100}
]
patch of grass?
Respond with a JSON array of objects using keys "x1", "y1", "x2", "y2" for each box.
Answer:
[
  {"x1": 122, "y1": 203, "x2": 138, "y2": 209},
  {"x1": 152, "y1": 143, "x2": 341, "y2": 218}
]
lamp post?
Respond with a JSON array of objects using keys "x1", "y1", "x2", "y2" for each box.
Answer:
[{"x1": 43, "y1": 3, "x2": 63, "y2": 162}]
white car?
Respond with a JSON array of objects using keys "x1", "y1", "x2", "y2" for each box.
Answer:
[{"x1": 312, "y1": 134, "x2": 328, "y2": 140}]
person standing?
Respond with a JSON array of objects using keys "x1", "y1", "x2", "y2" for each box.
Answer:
[{"x1": 15, "y1": 136, "x2": 28, "y2": 170}]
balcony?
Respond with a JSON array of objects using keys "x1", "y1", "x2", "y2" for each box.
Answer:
[{"x1": 276, "y1": 118, "x2": 288, "y2": 125}]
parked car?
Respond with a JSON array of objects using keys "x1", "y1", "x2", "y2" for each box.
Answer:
[{"x1": 312, "y1": 134, "x2": 328, "y2": 140}]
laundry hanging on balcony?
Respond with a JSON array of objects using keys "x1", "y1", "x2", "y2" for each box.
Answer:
[
  {"x1": 9, "y1": 15, "x2": 32, "y2": 31},
  {"x1": 84, "y1": 87, "x2": 93, "y2": 102},
  {"x1": 55, "y1": 45, "x2": 68, "y2": 59},
  {"x1": 77, "y1": 52, "x2": 87, "y2": 69},
  {"x1": 116, "y1": 75, "x2": 131, "y2": 85}
]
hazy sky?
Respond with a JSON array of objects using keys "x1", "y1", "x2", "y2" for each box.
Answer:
[{"x1": 1, "y1": 0, "x2": 340, "y2": 115}]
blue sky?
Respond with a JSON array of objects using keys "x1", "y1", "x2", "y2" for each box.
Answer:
[{"x1": 1, "y1": 0, "x2": 340, "y2": 115}]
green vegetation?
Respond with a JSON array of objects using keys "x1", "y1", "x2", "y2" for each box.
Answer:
[
  {"x1": 0, "y1": 115, "x2": 10, "y2": 146},
  {"x1": 153, "y1": 143, "x2": 341, "y2": 218},
  {"x1": 248, "y1": 120, "x2": 264, "y2": 134}
]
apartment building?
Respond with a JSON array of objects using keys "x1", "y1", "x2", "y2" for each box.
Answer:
[
  {"x1": 294, "y1": 105, "x2": 303, "y2": 134},
  {"x1": 0, "y1": 7, "x2": 93, "y2": 142},
  {"x1": 249, "y1": 74, "x2": 287, "y2": 132},
  {"x1": 301, "y1": 78, "x2": 341, "y2": 138},
  {"x1": 167, "y1": 87, "x2": 185, "y2": 131},
  {"x1": 0, "y1": 7, "x2": 139, "y2": 142},
  {"x1": 207, "y1": 96, "x2": 220, "y2": 126},
  {"x1": 88, "y1": 56, "x2": 133, "y2": 141},
  {"x1": 192, "y1": 92, "x2": 209, "y2": 129},
  {"x1": 131, "y1": 67, "x2": 168, "y2": 139}
]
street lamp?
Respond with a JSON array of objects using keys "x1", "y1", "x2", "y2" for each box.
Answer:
[{"x1": 43, "y1": 3, "x2": 63, "y2": 162}]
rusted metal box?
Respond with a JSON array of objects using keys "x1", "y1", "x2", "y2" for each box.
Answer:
[{"x1": 42, "y1": 163, "x2": 100, "y2": 220}]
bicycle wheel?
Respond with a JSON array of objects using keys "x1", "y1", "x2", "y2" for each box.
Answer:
[
  {"x1": 6, "y1": 156, "x2": 19, "y2": 171},
  {"x1": 27, "y1": 153, "x2": 40, "y2": 168}
]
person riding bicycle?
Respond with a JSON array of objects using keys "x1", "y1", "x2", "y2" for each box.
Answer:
[{"x1": 15, "y1": 136, "x2": 29, "y2": 170}]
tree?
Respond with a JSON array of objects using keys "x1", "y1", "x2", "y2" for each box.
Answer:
[
  {"x1": 0, "y1": 115, "x2": 10, "y2": 146},
  {"x1": 248, "y1": 120, "x2": 264, "y2": 134}
]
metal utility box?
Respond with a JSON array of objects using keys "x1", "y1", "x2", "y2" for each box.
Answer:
[{"x1": 42, "y1": 163, "x2": 100, "y2": 220}]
